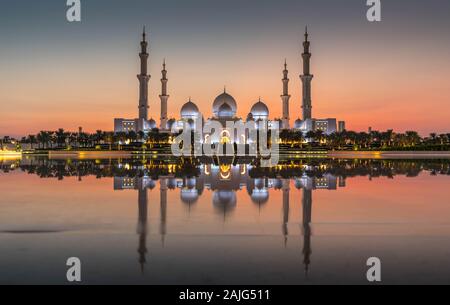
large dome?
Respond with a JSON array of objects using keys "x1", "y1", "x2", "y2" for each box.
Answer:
[
  {"x1": 213, "y1": 91, "x2": 237, "y2": 118},
  {"x1": 218, "y1": 103, "x2": 233, "y2": 118},
  {"x1": 181, "y1": 99, "x2": 200, "y2": 119},
  {"x1": 250, "y1": 99, "x2": 269, "y2": 120}
]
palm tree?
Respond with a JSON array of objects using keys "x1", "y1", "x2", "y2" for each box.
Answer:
[
  {"x1": 430, "y1": 133, "x2": 437, "y2": 144},
  {"x1": 138, "y1": 131, "x2": 145, "y2": 143},
  {"x1": 95, "y1": 130, "x2": 103, "y2": 145},
  {"x1": 104, "y1": 132, "x2": 114, "y2": 150},
  {"x1": 439, "y1": 134, "x2": 448, "y2": 145},
  {"x1": 405, "y1": 131, "x2": 420, "y2": 146},
  {"x1": 28, "y1": 135, "x2": 37, "y2": 150},
  {"x1": 128, "y1": 131, "x2": 138, "y2": 143},
  {"x1": 55, "y1": 128, "x2": 67, "y2": 148},
  {"x1": 37, "y1": 131, "x2": 51, "y2": 149}
]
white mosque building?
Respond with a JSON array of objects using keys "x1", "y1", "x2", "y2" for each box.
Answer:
[{"x1": 114, "y1": 27, "x2": 345, "y2": 142}]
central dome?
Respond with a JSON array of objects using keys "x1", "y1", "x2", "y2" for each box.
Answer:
[
  {"x1": 218, "y1": 103, "x2": 233, "y2": 118},
  {"x1": 213, "y1": 91, "x2": 237, "y2": 118}
]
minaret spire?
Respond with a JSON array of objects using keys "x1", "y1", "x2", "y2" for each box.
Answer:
[
  {"x1": 281, "y1": 59, "x2": 291, "y2": 129},
  {"x1": 159, "y1": 59, "x2": 169, "y2": 131},
  {"x1": 138, "y1": 27, "x2": 151, "y2": 129},
  {"x1": 300, "y1": 26, "x2": 313, "y2": 121}
]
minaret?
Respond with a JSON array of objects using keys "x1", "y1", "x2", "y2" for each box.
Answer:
[
  {"x1": 281, "y1": 60, "x2": 291, "y2": 129},
  {"x1": 300, "y1": 26, "x2": 313, "y2": 121},
  {"x1": 159, "y1": 60, "x2": 169, "y2": 130},
  {"x1": 138, "y1": 27, "x2": 151, "y2": 124}
]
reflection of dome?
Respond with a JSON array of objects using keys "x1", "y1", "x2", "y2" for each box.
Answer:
[
  {"x1": 148, "y1": 119, "x2": 157, "y2": 129},
  {"x1": 273, "y1": 179, "x2": 283, "y2": 190},
  {"x1": 181, "y1": 189, "x2": 199, "y2": 204},
  {"x1": 181, "y1": 100, "x2": 200, "y2": 119},
  {"x1": 213, "y1": 190, "x2": 237, "y2": 207},
  {"x1": 254, "y1": 178, "x2": 266, "y2": 190},
  {"x1": 294, "y1": 119, "x2": 303, "y2": 129},
  {"x1": 295, "y1": 178, "x2": 303, "y2": 189},
  {"x1": 213, "y1": 91, "x2": 237, "y2": 118},
  {"x1": 167, "y1": 178, "x2": 177, "y2": 189},
  {"x1": 184, "y1": 177, "x2": 196, "y2": 189},
  {"x1": 251, "y1": 189, "x2": 269, "y2": 205},
  {"x1": 251, "y1": 178, "x2": 269, "y2": 204},
  {"x1": 250, "y1": 99, "x2": 269, "y2": 120},
  {"x1": 147, "y1": 180, "x2": 156, "y2": 190}
]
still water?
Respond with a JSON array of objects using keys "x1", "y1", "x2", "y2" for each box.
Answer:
[{"x1": 1, "y1": 157, "x2": 450, "y2": 285}]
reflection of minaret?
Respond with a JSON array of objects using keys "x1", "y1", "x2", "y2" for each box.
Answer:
[
  {"x1": 282, "y1": 179, "x2": 290, "y2": 247},
  {"x1": 281, "y1": 60, "x2": 291, "y2": 129},
  {"x1": 302, "y1": 188, "x2": 312, "y2": 275},
  {"x1": 137, "y1": 187, "x2": 148, "y2": 274},
  {"x1": 160, "y1": 178, "x2": 168, "y2": 246},
  {"x1": 159, "y1": 60, "x2": 169, "y2": 130},
  {"x1": 300, "y1": 27, "x2": 313, "y2": 121},
  {"x1": 138, "y1": 27, "x2": 150, "y2": 123}
]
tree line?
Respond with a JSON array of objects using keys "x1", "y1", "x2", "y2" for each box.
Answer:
[{"x1": 2, "y1": 128, "x2": 450, "y2": 151}]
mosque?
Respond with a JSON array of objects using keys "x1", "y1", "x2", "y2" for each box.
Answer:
[{"x1": 114, "y1": 27, "x2": 345, "y2": 142}]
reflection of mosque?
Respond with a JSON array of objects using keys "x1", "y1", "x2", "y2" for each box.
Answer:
[{"x1": 113, "y1": 164, "x2": 346, "y2": 274}]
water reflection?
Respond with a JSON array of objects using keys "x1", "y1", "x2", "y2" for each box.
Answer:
[{"x1": 1, "y1": 157, "x2": 450, "y2": 283}]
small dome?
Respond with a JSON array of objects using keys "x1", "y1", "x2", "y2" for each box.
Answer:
[
  {"x1": 148, "y1": 119, "x2": 157, "y2": 129},
  {"x1": 213, "y1": 91, "x2": 237, "y2": 118},
  {"x1": 166, "y1": 119, "x2": 176, "y2": 131},
  {"x1": 250, "y1": 99, "x2": 269, "y2": 120},
  {"x1": 294, "y1": 119, "x2": 303, "y2": 129},
  {"x1": 181, "y1": 100, "x2": 200, "y2": 119}
]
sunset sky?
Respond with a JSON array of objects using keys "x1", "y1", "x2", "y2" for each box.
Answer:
[{"x1": 1, "y1": 0, "x2": 450, "y2": 137}]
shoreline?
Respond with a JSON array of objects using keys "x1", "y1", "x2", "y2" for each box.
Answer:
[
  {"x1": 8, "y1": 150, "x2": 449, "y2": 159},
  {"x1": 327, "y1": 151, "x2": 450, "y2": 159}
]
